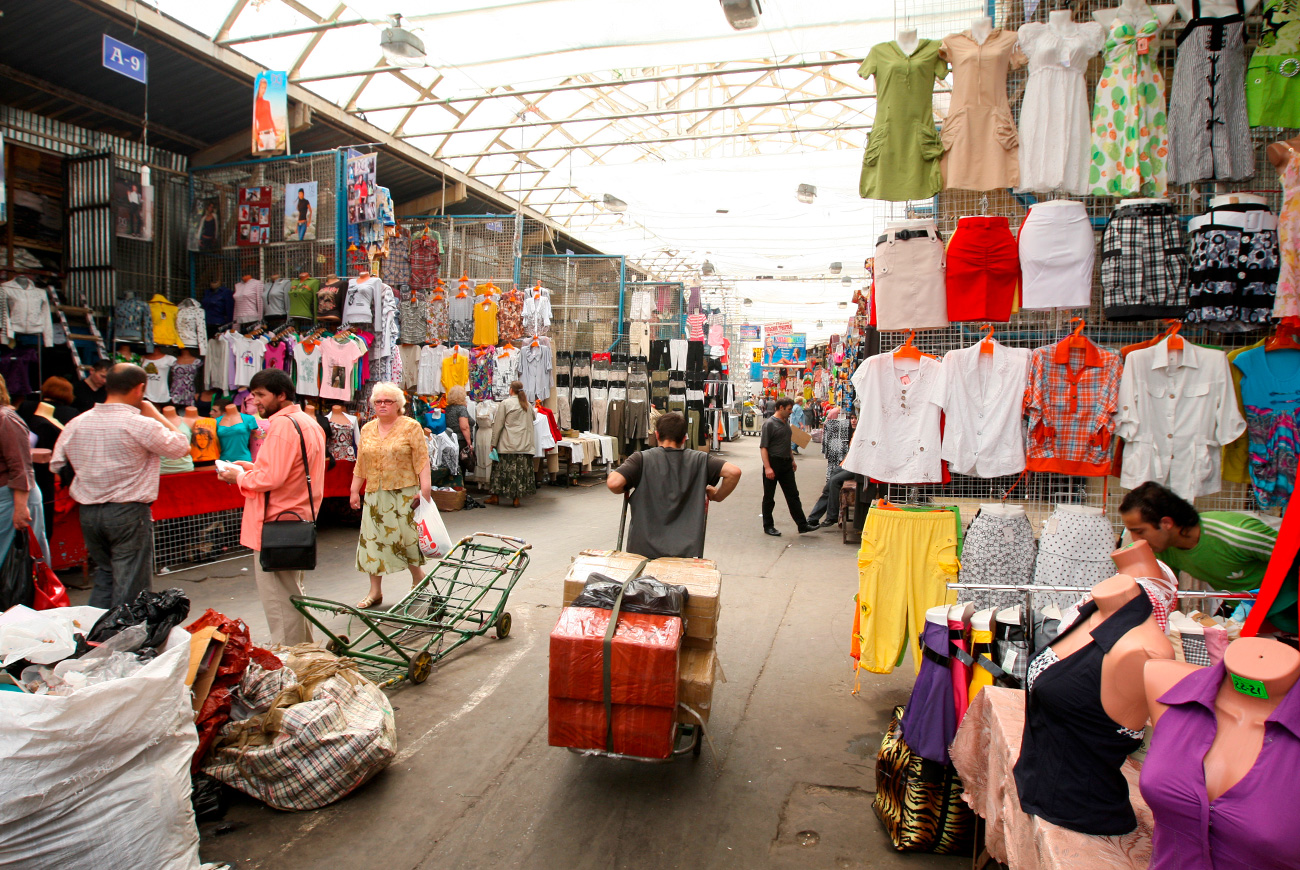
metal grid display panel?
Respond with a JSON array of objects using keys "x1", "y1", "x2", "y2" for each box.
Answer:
[
  {"x1": 520, "y1": 254, "x2": 625, "y2": 353},
  {"x1": 189, "y1": 151, "x2": 342, "y2": 300},
  {"x1": 867, "y1": 0, "x2": 1298, "y2": 530},
  {"x1": 153, "y1": 508, "x2": 249, "y2": 574},
  {"x1": 624, "y1": 281, "x2": 685, "y2": 347},
  {"x1": 116, "y1": 164, "x2": 191, "y2": 304},
  {"x1": 431, "y1": 215, "x2": 520, "y2": 288}
]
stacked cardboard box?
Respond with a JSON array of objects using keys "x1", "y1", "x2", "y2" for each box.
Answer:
[{"x1": 563, "y1": 550, "x2": 722, "y2": 726}]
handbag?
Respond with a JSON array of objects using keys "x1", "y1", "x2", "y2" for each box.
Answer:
[{"x1": 259, "y1": 417, "x2": 318, "y2": 572}]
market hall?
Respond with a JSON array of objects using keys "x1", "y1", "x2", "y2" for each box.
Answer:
[{"x1": 1, "y1": 0, "x2": 1299, "y2": 867}]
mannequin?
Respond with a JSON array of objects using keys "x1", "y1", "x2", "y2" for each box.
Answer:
[
  {"x1": 188, "y1": 406, "x2": 218, "y2": 464},
  {"x1": 175, "y1": 347, "x2": 199, "y2": 365},
  {"x1": 979, "y1": 502, "x2": 1025, "y2": 518},
  {"x1": 162, "y1": 405, "x2": 180, "y2": 422},
  {"x1": 1209, "y1": 191, "x2": 1269, "y2": 208},
  {"x1": 896, "y1": 26, "x2": 920, "y2": 55},
  {"x1": 1095, "y1": 0, "x2": 1178, "y2": 31},
  {"x1": 969, "y1": 15, "x2": 993, "y2": 44},
  {"x1": 34, "y1": 403, "x2": 64, "y2": 432},
  {"x1": 218, "y1": 404, "x2": 243, "y2": 425},
  {"x1": 883, "y1": 218, "x2": 937, "y2": 232},
  {"x1": 329, "y1": 404, "x2": 351, "y2": 425},
  {"x1": 184, "y1": 406, "x2": 199, "y2": 423},
  {"x1": 1268, "y1": 134, "x2": 1300, "y2": 170},
  {"x1": 1111, "y1": 539, "x2": 1162, "y2": 579},
  {"x1": 1048, "y1": 8, "x2": 1076, "y2": 31},
  {"x1": 327, "y1": 404, "x2": 359, "y2": 461},
  {"x1": 1173, "y1": 0, "x2": 1260, "y2": 19},
  {"x1": 1142, "y1": 638, "x2": 1300, "y2": 868}
]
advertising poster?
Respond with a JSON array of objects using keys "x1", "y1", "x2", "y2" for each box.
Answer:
[
  {"x1": 346, "y1": 154, "x2": 378, "y2": 224},
  {"x1": 284, "y1": 181, "x2": 317, "y2": 241},
  {"x1": 188, "y1": 196, "x2": 220, "y2": 252},
  {"x1": 112, "y1": 170, "x2": 152, "y2": 241},
  {"x1": 739, "y1": 323, "x2": 760, "y2": 340},
  {"x1": 763, "y1": 332, "x2": 807, "y2": 367},
  {"x1": 238, "y1": 186, "x2": 272, "y2": 246},
  {"x1": 251, "y1": 71, "x2": 289, "y2": 156}
]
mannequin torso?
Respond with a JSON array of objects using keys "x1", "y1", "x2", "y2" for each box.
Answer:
[
  {"x1": 1268, "y1": 135, "x2": 1300, "y2": 170},
  {"x1": 1094, "y1": 0, "x2": 1178, "y2": 30},
  {"x1": 1174, "y1": 0, "x2": 1259, "y2": 18},
  {"x1": 969, "y1": 15, "x2": 993, "y2": 43},
  {"x1": 896, "y1": 27, "x2": 920, "y2": 55}
]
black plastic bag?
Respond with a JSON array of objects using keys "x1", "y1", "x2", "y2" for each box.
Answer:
[
  {"x1": 0, "y1": 529, "x2": 32, "y2": 611},
  {"x1": 191, "y1": 773, "x2": 228, "y2": 822},
  {"x1": 88, "y1": 588, "x2": 191, "y2": 650},
  {"x1": 571, "y1": 573, "x2": 688, "y2": 617}
]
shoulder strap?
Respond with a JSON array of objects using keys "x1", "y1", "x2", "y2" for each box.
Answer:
[
  {"x1": 263, "y1": 414, "x2": 316, "y2": 523},
  {"x1": 1192, "y1": 0, "x2": 1202, "y2": 19}
]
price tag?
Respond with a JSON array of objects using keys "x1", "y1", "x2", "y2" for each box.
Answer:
[
  {"x1": 900, "y1": 374, "x2": 911, "y2": 386},
  {"x1": 1136, "y1": 35, "x2": 1151, "y2": 55},
  {"x1": 1045, "y1": 515, "x2": 1059, "y2": 536},
  {"x1": 1230, "y1": 673, "x2": 1269, "y2": 699}
]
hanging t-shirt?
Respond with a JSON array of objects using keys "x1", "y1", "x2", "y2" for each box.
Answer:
[
  {"x1": 473, "y1": 298, "x2": 499, "y2": 346},
  {"x1": 1233, "y1": 347, "x2": 1300, "y2": 507},
  {"x1": 160, "y1": 421, "x2": 194, "y2": 474},
  {"x1": 140, "y1": 354, "x2": 177, "y2": 404},
  {"x1": 227, "y1": 334, "x2": 266, "y2": 388},
  {"x1": 215, "y1": 413, "x2": 260, "y2": 462},
  {"x1": 319, "y1": 337, "x2": 366, "y2": 401},
  {"x1": 190, "y1": 416, "x2": 219, "y2": 462},
  {"x1": 419, "y1": 345, "x2": 448, "y2": 395},
  {"x1": 686, "y1": 313, "x2": 707, "y2": 341},
  {"x1": 263, "y1": 340, "x2": 291, "y2": 371},
  {"x1": 442, "y1": 349, "x2": 470, "y2": 389},
  {"x1": 293, "y1": 341, "x2": 322, "y2": 397}
]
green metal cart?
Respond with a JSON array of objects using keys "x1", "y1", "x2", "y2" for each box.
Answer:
[{"x1": 290, "y1": 532, "x2": 531, "y2": 687}]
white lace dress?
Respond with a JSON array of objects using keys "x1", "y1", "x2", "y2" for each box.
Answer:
[{"x1": 1016, "y1": 21, "x2": 1106, "y2": 194}]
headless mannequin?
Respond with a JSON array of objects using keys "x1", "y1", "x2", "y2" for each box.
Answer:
[
  {"x1": 1146, "y1": 638, "x2": 1300, "y2": 800},
  {"x1": 184, "y1": 406, "x2": 199, "y2": 424},
  {"x1": 34, "y1": 403, "x2": 64, "y2": 431},
  {"x1": 980, "y1": 502, "x2": 1025, "y2": 518},
  {"x1": 1267, "y1": 134, "x2": 1300, "y2": 170},
  {"x1": 175, "y1": 348, "x2": 198, "y2": 365},
  {"x1": 1174, "y1": 0, "x2": 1260, "y2": 19},
  {"x1": 1048, "y1": 9, "x2": 1076, "y2": 32},
  {"x1": 969, "y1": 15, "x2": 993, "y2": 44},
  {"x1": 1052, "y1": 574, "x2": 1174, "y2": 731},
  {"x1": 218, "y1": 403, "x2": 243, "y2": 426},
  {"x1": 1111, "y1": 539, "x2": 1162, "y2": 579},
  {"x1": 1095, "y1": 0, "x2": 1178, "y2": 31},
  {"x1": 896, "y1": 27, "x2": 920, "y2": 55},
  {"x1": 162, "y1": 406, "x2": 179, "y2": 422},
  {"x1": 1209, "y1": 191, "x2": 1269, "y2": 208},
  {"x1": 142, "y1": 348, "x2": 165, "y2": 361},
  {"x1": 330, "y1": 405, "x2": 351, "y2": 426}
]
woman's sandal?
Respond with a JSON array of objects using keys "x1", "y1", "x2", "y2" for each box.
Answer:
[
  {"x1": 356, "y1": 594, "x2": 383, "y2": 609},
  {"x1": 485, "y1": 495, "x2": 500, "y2": 505}
]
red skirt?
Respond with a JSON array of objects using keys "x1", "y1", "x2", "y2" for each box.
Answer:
[{"x1": 945, "y1": 216, "x2": 1020, "y2": 322}]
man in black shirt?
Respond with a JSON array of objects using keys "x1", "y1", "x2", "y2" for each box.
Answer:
[
  {"x1": 607, "y1": 412, "x2": 740, "y2": 559},
  {"x1": 71, "y1": 360, "x2": 110, "y2": 414},
  {"x1": 760, "y1": 397, "x2": 814, "y2": 536}
]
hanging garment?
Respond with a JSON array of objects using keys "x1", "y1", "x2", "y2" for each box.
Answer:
[
  {"x1": 1089, "y1": 10, "x2": 1170, "y2": 197},
  {"x1": 1275, "y1": 145, "x2": 1300, "y2": 319},
  {"x1": 854, "y1": 507, "x2": 960, "y2": 675},
  {"x1": 1024, "y1": 338, "x2": 1122, "y2": 476},
  {"x1": 938, "y1": 341, "x2": 1032, "y2": 477},
  {"x1": 263, "y1": 278, "x2": 291, "y2": 317},
  {"x1": 1246, "y1": 0, "x2": 1300, "y2": 128},
  {"x1": 1031, "y1": 506, "x2": 1117, "y2": 610},
  {"x1": 858, "y1": 40, "x2": 949, "y2": 201},
  {"x1": 473, "y1": 298, "x2": 499, "y2": 347},
  {"x1": 441, "y1": 350, "x2": 470, "y2": 390},
  {"x1": 399, "y1": 290, "x2": 429, "y2": 345},
  {"x1": 174, "y1": 299, "x2": 207, "y2": 351},
  {"x1": 1017, "y1": 201, "x2": 1095, "y2": 309},
  {"x1": 900, "y1": 615, "x2": 961, "y2": 764},
  {"x1": 1116, "y1": 341, "x2": 1245, "y2": 498},
  {"x1": 958, "y1": 510, "x2": 1037, "y2": 611},
  {"x1": 190, "y1": 416, "x2": 218, "y2": 463},
  {"x1": 293, "y1": 342, "x2": 322, "y2": 397},
  {"x1": 992, "y1": 608, "x2": 1031, "y2": 688},
  {"x1": 1185, "y1": 201, "x2": 1281, "y2": 330},
  {"x1": 200, "y1": 285, "x2": 234, "y2": 329},
  {"x1": 1233, "y1": 346, "x2": 1300, "y2": 508},
  {"x1": 1016, "y1": 21, "x2": 1106, "y2": 193},
  {"x1": 232, "y1": 279, "x2": 264, "y2": 324},
  {"x1": 944, "y1": 217, "x2": 1019, "y2": 322},
  {"x1": 1099, "y1": 202, "x2": 1190, "y2": 321},
  {"x1": 288, "y1": 278, "x2": 319, "y2": 319},
  {"x1": 148, "y1": 294, "x2": 180, "y2": 347},
  {"x1": 939, "y1": 29, "x2": 1027, "y2": 191},
  {"x1": 873, "y1": 224, "x2": 948, "y2": 331},
  {"x1": 140, "y1": 355, "x2": 176, "y2": 404},
  {"x1": 498, "y1": 292, "x2": 523, "y2": 343},
  {"x1": 967, "y1": 614, "x2": 997, "y2": 702},
  {"x1": 169, "y1": 360, "x2": 202, "y2": 408},
  {"x1": 1014, "y1": 594, "x2": 1153, "y2": 835},
  {"x1": 1168, "y1": 0, "x2": 1254, "y2": 184},
  {"x1": 842, "y1": 352, "x2": 944, "y2": 483},
  {"x1": 448, "y1": 295, "x2": 474, "y2": 345},
  {"x1": 111, "y1": 293, "x2": 152, "y2": 350},
  {"x1": 948, "y1": 615, "x2": 972, "y2": 725}
]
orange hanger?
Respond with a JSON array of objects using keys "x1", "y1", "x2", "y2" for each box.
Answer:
[
  {"x1": 893, "y1": 330, "x2": 934, "y2": 361},
  {"x1": 457, "y1": 274, "x2": 470, "y2": 298},
  {"x1": 1067, "y1": 316, "x2": 1090, "y2": 348},
  {"x1": 979, "y1": 323, "x2": 996, "y2": 356},
  {"x1": 1267, "y1": 316, "x2": 1300, "y2": 352},
  {"x1": 453, "y1": 345, "x2": 461, "y2": 357},
  {"x1": 531, "y1": 335, "x2": 541, "y2": 348},
  {"x1": 1162, "y1": 318, "x2": 1184, "y2": 351},
  {"x1": 533, "y1": 279, "x2": 542, "y2": 299}
]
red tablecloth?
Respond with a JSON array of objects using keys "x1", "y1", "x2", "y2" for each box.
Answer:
[{"x1": 49, "y1": 461, "x2": 356, "y2": 570}]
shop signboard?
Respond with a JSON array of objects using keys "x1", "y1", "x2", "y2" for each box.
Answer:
[
  {"x1": 251, "y1": 71, "x2": 289, "y2": 156},
  {"x1": 739, "y1": 324, "x2": 760, "y2": 340},
  {"x1": 764, "y1": 332, "x2": 806, "y2": 367},
  {"x1": 765, "y1": 321, "x2": 793, "y2": 335},
  {"x1": 102, "y1": 35, "x2": 147, "y2": 85}
]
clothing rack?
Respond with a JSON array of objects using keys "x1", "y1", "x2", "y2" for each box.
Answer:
[{"x1": 946, "y1": 582, "x2": 1255, "y2": 624}]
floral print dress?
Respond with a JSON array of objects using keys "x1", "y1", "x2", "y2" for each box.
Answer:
[
  {"x1": 1274, "y1": 144, "x2": 1300, "y2": 319},
  {"x1": 1089, "y1": 11, "x2": 1169, "y2": 197}
]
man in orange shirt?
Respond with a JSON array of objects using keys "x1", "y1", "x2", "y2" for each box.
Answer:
[{"x1": 217, "y1": 369, "x2": 325, "y2": 645}]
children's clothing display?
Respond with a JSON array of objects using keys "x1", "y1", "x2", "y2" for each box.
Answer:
[
  {"x1": 1017, "y1": 201, "x2": 1095, "y2": 309},
  {"x1": 1099, "y1": 202, "x2": 1190, "y2": 321},
  {"x1": 1168, "y1": 0, "x2": 1253, "y2": 184},
  {"x1": 1016, "y1": 21, "x2": 1106, "y2": 193},
  {"x1": 939, "y1": 29, "x2": 1026, "y2": 191},
  {"x1": 938, "y1": 341, "x2": 1032, "y2": 477},
  {"x1": 858, "y1": 40, "x2": 949, "y2": 201},
  {"x1": 1185, "y1": 200, "x2": 1281, "y2": 329},
  {"x1": 944, "y1": 217, "x2": 1019, "y2": 323},
  {"x1": 1246, "y1": 0, "x2": 1300, "y2": 128},
  {"x1": 872, "y1": 224, "x2": 948, "y2": 330},
  {"x1": 842, "y1": 353, "x2": 944, "y2": 483},
  {"x1": 1024, "y1": 337, "x2": 1122, "y2": 476},
  {"x1": 215, "y1": 413, "x2": 261, "y2": 463},
  {"x1": 140, "y1": 354, "x2": 176, "y2": 404},
  {"x1": 1090, "y1": 9, "x2": 1170, "y2": 197}
]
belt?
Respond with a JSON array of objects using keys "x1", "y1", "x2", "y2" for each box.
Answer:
[
  {"x1": 876, "y1": 228, "x2": 937, "y2": 246},
  {"x1": 1113, "y1": 203, "x2": 1174, "y2": 218}
]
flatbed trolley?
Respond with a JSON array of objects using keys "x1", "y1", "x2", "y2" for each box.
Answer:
[{"x1": 291, "y1": 533, "x2": 531, "y2": 687}]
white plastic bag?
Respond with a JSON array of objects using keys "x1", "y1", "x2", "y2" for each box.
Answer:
[
  {"x1": 0, "y1": 626, "x2": 201, "y2": 870},
  {"x1": 415, "y1": 497, "x2": 452, "y2": 559},
  {"x1": 0, "y1": 604, "x2": 103, "y2": 666}
]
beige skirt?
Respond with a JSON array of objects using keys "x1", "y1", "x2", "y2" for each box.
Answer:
[{"x1": 356, "y1": 485, "x2": 426, "y2": 576}]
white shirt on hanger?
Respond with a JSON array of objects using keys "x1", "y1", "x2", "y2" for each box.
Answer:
[
  {"x1": 227, "y1": 333, "x2": 266, "y2": 388},
  {"x1": 938, "y1": 341, "x2": 1032, "y2": 477},
  {"x1": 2, "y1": 278, "x2": 54, "y2": 346},
  {"x1": 1115, "y1": 340, "x2": 1245, "y2": 499},
  {"x1": 418, "y1": 345, "x2": 448, "y2": 395},
  {"x1": 293, "y1": 341, "x2": 322, "y2": 397},
  {"x1": 841, "y1": 353, "x2": 945, "y2": 483}
]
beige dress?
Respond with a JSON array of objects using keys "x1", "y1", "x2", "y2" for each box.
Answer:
[{"x1": 940, "y1": 30, "x2": 1027, "y2": 191}]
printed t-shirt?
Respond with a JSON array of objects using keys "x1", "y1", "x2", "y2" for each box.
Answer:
[
  {"x1": 141, "y1": 354, "x2": 177, "y2": 404},
  {"x1": 1233, "y1": 347, "x2": 1300, "y2": 508},
  {"x1": 294, "y1": 342, "x2": 322, "y2": 397},
  {"x1": 227, "y1": 334, "x2": 266, "y2": 388},
  {"x1": 319, "y1": 337, "x2": 366, "y2": 401},
  {"x1": 190, "y1": 417, "x2": 219, "y2": 462}
]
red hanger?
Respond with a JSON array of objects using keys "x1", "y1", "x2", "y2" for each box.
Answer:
[
  {"x1": 1161, "y1": 318, "x2": 1185, "y2": 351},
  {"x1": 979, "y1": 323, "x2": 996, "y2": 356},
  {"x1": 1267, "y1": 316, "x2": 1300, "y2": 352},
  {"x1": 1067, "y1": 317, "x2": 1090, "y2": 348},
  {"x1": 893, "y1": 330, "x2": 935, "y2": 361}
]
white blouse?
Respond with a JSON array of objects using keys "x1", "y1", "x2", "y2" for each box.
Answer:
[
  {"x1": 938, "y1": 341, "x2": 1032, "y2": 477},
  {"x1": 842, "y1": 353, "x2": 945, "y2": 483}
]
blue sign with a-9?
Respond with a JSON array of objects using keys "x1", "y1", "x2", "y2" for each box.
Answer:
[{"x1": 103, "y1": 35, "x2": 147, "y2": 84}]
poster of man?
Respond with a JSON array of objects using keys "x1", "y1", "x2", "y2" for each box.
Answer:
[
  {"x1": 284, "y1": 181, "x2": 317, "y2": 241},
  {"x1": 346, "y1": 154, "x2": 377, "y2": 223},
  {"x1": 251, "y1": 71, "x2": 289, "y2": 156},
  {"x1": 187, "y1": 196, "x2": 221, "y2": 252},
  {"x1": 112, "y1": 171, "x2": 153, "y2": 241}
]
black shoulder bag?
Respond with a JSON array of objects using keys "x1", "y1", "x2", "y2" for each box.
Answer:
[{"x1": 259, "y1": 416, "x2": 318, "y2": 571}]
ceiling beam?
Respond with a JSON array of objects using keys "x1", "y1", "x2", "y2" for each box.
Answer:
[
  {"x1": 288, "y1": 3, "x2": 347, "y2": 79},
  {"x1": 219, "y1": 17, "x2": 371, "y2": 46},
  {"x1": 215, "y1": 0, "x2": 252, "y2": 43}
]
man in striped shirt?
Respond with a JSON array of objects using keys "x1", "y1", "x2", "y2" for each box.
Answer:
[{"x1": 1120, "y1": 481, "x2": 1292, "y2": 632}]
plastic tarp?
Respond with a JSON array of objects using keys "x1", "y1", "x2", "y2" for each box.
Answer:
[{"x1": 0, "y1": 624, "x2": 201, "y2": 870}]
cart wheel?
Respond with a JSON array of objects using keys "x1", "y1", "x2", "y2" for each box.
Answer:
[
  {"x1": 408, "y1": 651, "x2": 433, "y2": 684},
  {"x1": 326, "y1": 634, "x2": 350, "y2": 655},
  {"x1": 692, "y1": 728, "x2": 703, "y2": 757},
  {"x1": 495, "y1": 611, "x2": 512, "y2": 639}
]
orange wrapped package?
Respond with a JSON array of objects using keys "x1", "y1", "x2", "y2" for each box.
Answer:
[{"x1": 548, "y1": 698, "x2": 677, "y2": 758}]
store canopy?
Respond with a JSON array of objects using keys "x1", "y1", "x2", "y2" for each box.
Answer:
[{"x1": 150, "y1": 0, "x2": 975, "y2": 281}]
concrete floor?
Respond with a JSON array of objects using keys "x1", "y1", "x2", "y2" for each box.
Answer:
[{"x1": 78, "y1": 438, "x2": 967, "y2": 870}]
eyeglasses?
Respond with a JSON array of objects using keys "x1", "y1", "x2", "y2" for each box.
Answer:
[{"x1": 372, "y1": 399, "x2": 398, "y2": 405}]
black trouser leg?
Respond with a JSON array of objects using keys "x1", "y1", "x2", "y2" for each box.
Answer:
[{"x1": 770, "y1": 457, "x2": 806, "y2": 528}]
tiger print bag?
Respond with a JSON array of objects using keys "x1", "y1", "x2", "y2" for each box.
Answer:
[{"x1": 873, "y1": 705, "x2": 976, "y2": 854}]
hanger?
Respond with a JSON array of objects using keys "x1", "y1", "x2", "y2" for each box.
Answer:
[
  {"x1": 1267, "y1": 316, "x2": 1300, "y2": 352},
  {"x1": 531, "y1": 335, "x2": 541, "y2": 348},
  {"x1": 893, "y1": 330, "x2": 934, "y2": 361},
  {"x1": 1066, "y1": 316, "x2": 1090, "y2": 349},
  {"x1": 1161, "y1": 318, "x2": 1184, "y2": 351},
  {"x1": 533, "y1": 279, "x2": 543, "y2": 299},
  {"x1": 978, "y1": 323, "x2": 996, "y2": 356},
  {"x1": 457, "y1": 274, "x2": 470, "y2": 298},
  {"x1": 453, "y1": 344, "x2": 461, "y2": 357}
]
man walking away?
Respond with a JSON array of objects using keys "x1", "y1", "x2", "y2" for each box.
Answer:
[
  {"x1": 607, "y1": 411, "x2": 741, "y2": 559},
  {"x1": 218, "y1": 369, "x2": 325, "y2": 645},
  {"x1": 71, "y1": 360, "x2": 110, "y2": 413},
  {"x1": 761, "y1": 397, "x2": 815, "y2": 536},
  {"x1": 51, "y1": 363, "x2": 191, "y2": 608}
]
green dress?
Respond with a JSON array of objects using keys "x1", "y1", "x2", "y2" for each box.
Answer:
[
  {"x1": 858, "y1": 40, "x2": 949, "y2": 202},
  {"x1": 1246, "y1": 0, "x2": 1300, "y2": 128}
]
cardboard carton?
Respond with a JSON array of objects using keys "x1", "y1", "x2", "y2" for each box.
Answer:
[
  {"x1": 562, "y1": 551, "x2": 722, "y2": 644},
  {"x1": 676, "y1": 646, "x2": 717, "y2": 725}
]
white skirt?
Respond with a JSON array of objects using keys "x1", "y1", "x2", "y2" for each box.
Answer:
[
  {"x1": 1018, "y1": 201, "x2": 1095, "y2": 310},
  {"x1": 874, "y1": 225, "x2": 948, "y2": 331}
]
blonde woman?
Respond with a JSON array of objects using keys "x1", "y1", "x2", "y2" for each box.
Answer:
[
  {"x1": 349, "y1": 383, "x2": 431, "y2": 609},
  {"x1": 486, "y1": 380, "x2": 536, "y2": 507}
]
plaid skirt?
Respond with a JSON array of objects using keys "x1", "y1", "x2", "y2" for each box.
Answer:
[
  {"x1": 1099, "y1": 202, "x2": 1190, "y2": 321},
  {"x1": 356, "y1": 485, "x2": 426, "y2": 576},
  {"x1": 490, "y1": 452, "x2": 536, "y2": 500}
]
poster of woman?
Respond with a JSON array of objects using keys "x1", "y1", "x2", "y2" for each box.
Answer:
[
  {"x1": 251, "y1": 71, "x2": 289, "y2": 156},
  {"x1": 284, "y1": 181, "x2": 317, "y2": 241},
  {"x1": 187, "y1": 197, "x2": 220, "y2": 252},
  {"x1": 345, "y1": 154, "x2": 378, "y2": 223}
]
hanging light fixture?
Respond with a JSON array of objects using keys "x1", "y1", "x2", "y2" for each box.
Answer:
[
  {"x1": 796, "y1": 183, "x2": 817, "y2": 204},
  {"x1": 380, "y1": 16, "x2": 427, "y2": 68},
  {"x1": 841, "y1": 276, "x2": 852, "y2": 285},
  {"x1": 719, "y1": 0, "x2": 763, "y2": 30},
  {"x1": 702, "y1": 260, "x2": 716, "y2": 276},
  {"x1": 829, "y1": 261, "x2": 843, "y2": 275},
  {"x1": 602, "y1": 194, "x2": 628, "y2": 213}
]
